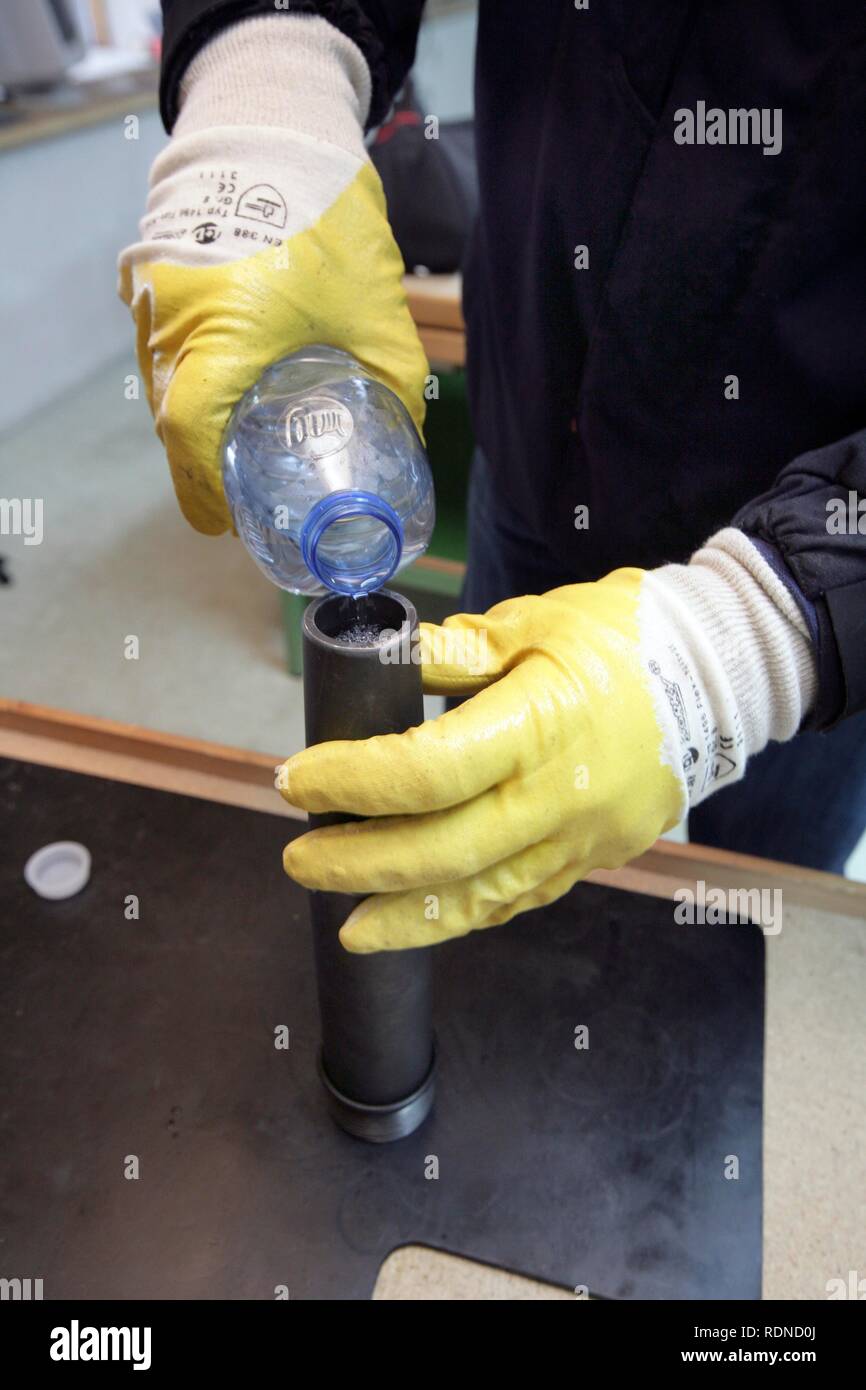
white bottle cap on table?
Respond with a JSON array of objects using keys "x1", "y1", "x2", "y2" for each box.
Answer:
[{"x1": 24, "y1": 841, "x2": 91, "y2": 900}]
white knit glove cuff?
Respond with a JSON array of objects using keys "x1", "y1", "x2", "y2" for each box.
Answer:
[
  {"x1": 121, "y1": 14, "x2": 372, "y2": 273},
  {"x1": 175, "y1": 13, "x2": 371, "y2": 148},
  {"x1": 640, "y1": 529, "x2": 817, "y2": 808}
]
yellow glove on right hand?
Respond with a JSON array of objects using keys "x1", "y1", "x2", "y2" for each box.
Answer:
[
  {"x1": 118, "y1": 15, "x2": 428, "y2": 535},
  {"x1": 280, "y1": 532, "x2": 815, "y2": 953},
  {"x1": 282, "y1": 569, "x2": 687, "y2": 950}
]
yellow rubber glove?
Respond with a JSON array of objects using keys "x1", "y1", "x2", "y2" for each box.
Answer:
[
  {"x1": 280, "y1": 529, "x2": 818, "y2": 952},
  {"x1": 118, "y1": 15, "x2": 427, "y2": 535},
  {"x1": 280, "y1": 570, "x2": 687, "y2": 950}
]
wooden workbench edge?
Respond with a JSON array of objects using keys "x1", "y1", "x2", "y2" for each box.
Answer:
[
  {"x1": 2, "y1": 698, "x2": 864, "y2": 918},
  {"x1": 0, "y1": 697, "x2": 289, "y2": 820},
  {"x1": 404, "y1": 274, "x2": 465, "y2": 332}
]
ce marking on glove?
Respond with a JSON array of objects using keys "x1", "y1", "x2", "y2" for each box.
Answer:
[{"x1": 199, "y1": 168, "x2": 239, "y2": 202}]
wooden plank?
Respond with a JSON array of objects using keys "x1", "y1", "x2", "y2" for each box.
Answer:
[
  {"x1": 414, "y1": 325, "x2": 466, "y2": 367},
  {"x1": 405, "y1": 274, "x2": 465, "y2": 365},
  {"x1": 588, "y1": 838, "x2": 866, "y2": 922},
  {"x1": 404, "y1": 274, "x2": 464, "y2": 331},
  {"x1": 0, "y1": 699, "x2": 300, "y2": 821},
  {"x1": 2, "y1": 699, "x2": 864, "y2": 918},
  {"x1": 410, "y1": 552, "x2": 466, "y2": 577}
]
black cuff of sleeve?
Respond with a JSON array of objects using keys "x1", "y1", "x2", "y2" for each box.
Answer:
[
  {"x1": 160, "y1": 0, "x2": 388, "y2": 133},
  {"x1": 744, "y1": 535, "x2": 845, "y2": 732},
  {"x1": 731, "y1": 429, "x2": 866, "y2": 728},
  {"x1": 823, "y1": 577, "x2": 866, "y2": 728},
  {"x1": 806, "y1": 598, "x2": 847, "y2": 731}
]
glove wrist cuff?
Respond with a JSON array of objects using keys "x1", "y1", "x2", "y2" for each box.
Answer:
[
  {"x1": 121, "y1": 16, "x2": 377, "y2": 273},
  {"x1": 645, "y1": 529, "x2": 817, "y2": 806},
  {"x1": 174, "y1": 14, "x2": 371, "y2": 158}
]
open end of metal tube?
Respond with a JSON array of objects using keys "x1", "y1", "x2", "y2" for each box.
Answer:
[{"x1": 305, "y1": 588, "x2": 413, "y2": 655}]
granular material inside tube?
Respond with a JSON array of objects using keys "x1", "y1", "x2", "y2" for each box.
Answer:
[{"x1": 336, "y1": 622, "x2": 384, "y2": 646}]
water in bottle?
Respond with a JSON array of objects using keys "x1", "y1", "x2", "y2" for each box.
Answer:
[{"x1": 222, "y1": 346, "x2": 435, "y2": 597}]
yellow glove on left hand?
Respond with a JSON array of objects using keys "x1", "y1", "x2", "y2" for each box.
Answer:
[
  {"x1": 118, "y1": 15, "x2": 427, "y2": 536},
  {"x1": 280, "y1": 569, "x2": 687, "y2": 951}
]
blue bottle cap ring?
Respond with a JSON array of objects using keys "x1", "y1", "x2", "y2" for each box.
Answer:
[{"x1": 300, "y1": 489, "x2": 404, "y2": 596}]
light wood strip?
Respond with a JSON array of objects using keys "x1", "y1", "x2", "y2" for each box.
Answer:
[
  {"x1": 414, "y1": 325, "x2": 466, "y2": 367},
  {"x1": 0, "y1": 699, "x2": 299, "y2": 821},
  {"x1": 3, "y1": 699, "x2": 865, "y2": 918},
  {"x1": 404, "y1": 273, "x2": 464, "y2": 331},
  {"x1": 411, "y1": 552, "x2": 467, "y2": 577}
]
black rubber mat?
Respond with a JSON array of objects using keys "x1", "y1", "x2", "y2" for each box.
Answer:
[{"x1": 0, "y1": 758, "x2": 763, "y2": 1299}]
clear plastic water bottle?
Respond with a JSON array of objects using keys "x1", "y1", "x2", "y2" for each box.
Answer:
[{"x1": 222, "y1": 346, "x2": 435, "y2": 597}]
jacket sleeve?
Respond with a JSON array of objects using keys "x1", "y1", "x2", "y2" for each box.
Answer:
[
  {"x1": 159, "y1": 0, "x2": 427, "y2": 132},
  {"x1": 732, "y1": 427, "x2": 866, "y2": 730}
]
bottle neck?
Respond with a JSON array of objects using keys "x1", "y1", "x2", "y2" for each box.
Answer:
[{"x1": 300, "y1": 489, "x2": 403, "y2": 596}]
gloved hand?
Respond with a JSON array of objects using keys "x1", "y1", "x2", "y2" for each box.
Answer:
[
  {"x1": 118, "y1": 14, "x2": 428, "y2": 534},
  {"x1": 280, "y1": 530, "x2": 816, "y2": 951}
]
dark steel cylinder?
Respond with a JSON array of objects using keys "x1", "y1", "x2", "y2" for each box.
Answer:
[{"x1": 302, "y1": 588, "x2": 435, "y2": 1142}]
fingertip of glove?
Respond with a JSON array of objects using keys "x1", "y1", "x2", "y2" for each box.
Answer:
[
  {"x1": 276, "y1": 758, "x2": 295, "y2": 804},
  {"x1": 339, "y1": 902, "x2": 384, "y2": 954},
  {"x1": 338, "y1": 925, "x2": 378, "y2": 954},
  {"x1": 282, "y1": 839, "x2": 299, "y2": 879},
  {"x1": 276, "y1": 753, "x2": 319, "y2": 812},
  {"x1": 282, "y1": 836, "x2": 315, "y2": 887}
]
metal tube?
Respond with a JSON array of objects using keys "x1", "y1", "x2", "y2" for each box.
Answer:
[{"x1": 302, "y1": 588, "x2": 435, "y2": 1142}]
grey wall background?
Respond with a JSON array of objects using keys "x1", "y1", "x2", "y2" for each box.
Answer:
[{"x1": 414, "y1": 0, "x2": 477, "y2": 122}]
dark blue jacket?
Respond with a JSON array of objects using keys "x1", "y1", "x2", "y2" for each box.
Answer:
[{"x1": 160, "y1": 0, "x2": 866, "y2": 729}]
